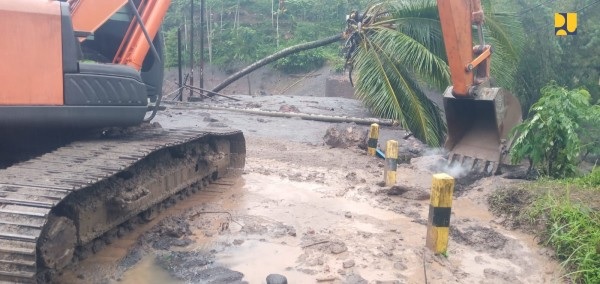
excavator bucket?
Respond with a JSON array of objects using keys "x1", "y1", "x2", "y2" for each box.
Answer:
[{"x1": 443, "y1": 86, "x2": 522, "y2": 174}]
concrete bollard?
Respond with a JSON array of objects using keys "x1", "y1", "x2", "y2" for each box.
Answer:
[
  {"x1": 367, "y1": 123, "x2": 379, "y2": 156},
  {"x1": 425, "y1": 173, "x2": 455, "y2": 254},
  {"x1": 384, "y1": 140, "x2": 398, "y2": 186}
]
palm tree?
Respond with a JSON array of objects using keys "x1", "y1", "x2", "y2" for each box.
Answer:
[
  {"x1": 211, "y1": 0, "x2": 523, "y2": 147},
  {"x1": 344, "y1": 0, "x2": 523, "y2": 146}
]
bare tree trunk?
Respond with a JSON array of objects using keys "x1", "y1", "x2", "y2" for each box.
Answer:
[
  {"x1": 271, "y1": 0, "x2": 274, "y2": 27},
  {"x1": 207, "y1": 4, "x2": 212, "y2": 63},
  {"x1": 188, "y1": 104, "x2": 398, "y2": 126},
  {"x1": 211, "y1": 34, "x2": 342, "y2": 94},
  {"x1": 276, "y1": 12, "x2": 279, "y2": 47}
]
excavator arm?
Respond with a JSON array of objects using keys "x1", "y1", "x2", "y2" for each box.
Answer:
[
  {"x1": 69, "y1": 0, "x2": 170, "y2": 70},
  {"x1": 436, "y1": 0, "x2": 522, "y2": 174}
]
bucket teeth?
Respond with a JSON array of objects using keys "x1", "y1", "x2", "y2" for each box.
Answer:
[{"x1": 446, "y1": 152, "x2": 496, "y2": 176}]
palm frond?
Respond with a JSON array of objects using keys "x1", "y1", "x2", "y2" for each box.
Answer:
[{"x1": 353, "y1": 28, "x2": 446, "y2": 146}]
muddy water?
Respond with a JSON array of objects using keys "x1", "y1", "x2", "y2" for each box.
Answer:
[
  {"x1": 58, "y1": 171, "x2": 561, "y2": 283},
  {"x1": 211, "y1": 173, "x2": 425, "y2": 283},
  {"x1": 217, "y1": 240, "x2": 310, "y2": 283},
  {"x1": 120, "y1": 256, "x2": 183, "y2": 284}
]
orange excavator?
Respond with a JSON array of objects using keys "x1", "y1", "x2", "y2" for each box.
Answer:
[
  {"x1": 0, "y1": 1, "x2": 245, "y2": 282},
  {"x1": 436, "y1": 0, "x2": 522, "y2": 174}
]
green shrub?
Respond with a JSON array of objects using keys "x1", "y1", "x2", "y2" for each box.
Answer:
[{"x1": 510, "y1": 83, "x2": 600, "y2": 178}]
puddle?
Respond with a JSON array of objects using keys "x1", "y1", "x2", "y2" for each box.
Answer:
[
  {"x1": 55, "y1": 171, "x2": 561, "y2": 284},
  {"x1": 243, "y1": 173, "x2": 404, "y2": 222},
  {"x1": 217, "y1": 240, "x2": 312, "y2": 283},
  {"x1": 120, "y1": 256, "x2": 183, "y2": 284}
]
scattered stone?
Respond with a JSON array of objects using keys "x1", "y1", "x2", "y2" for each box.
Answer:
[
  {"x1": 203, "y1": 116, "x2": 218, "y2": 122},
  {"x1": 344, "y1": 211, "x2": 352, "y2": 218},
  {"x1": 330, "y1": 241, "x2": 348, "y2": 254},
  {"x1": 77, "y1": 274, "x2": 84, "y2": 280},
  {"x1": 287, "y1": 227, "x2": 297, "y2": 237},
  {"x1": 208, "y1": 122, "x2": 228, "y2": 128},
  {"x1": 257, "y1": 118, "x2": 268, "y2": 123},
  {"x1": 323, "y1": 124, "x2": 368, "y2": 149},
  {"x1": 233, "y1": 239, "x2": 245, "y2": 246},
  {"x1": 379, "y1": 244, "x2": 395, "y2": 257},
  {"x1": 388, "y1": 185, "x2": 409, "y2": 196},
  {"x1": 343, "y1": 259, "x2": 356, "y2": 268},
  {"x1": 246, "y1": 102, "x2": 262, "y2": 108},
  {"x1": 357, "y1": 231, "x2": 372, "y2": 238},
  {"x1": 316, "y1": 275, "x2": 338, "y2": 282},
  {"x1": 299, "y1": 268, "x2": 318, "y2": 275},
  {"x1": 279, "y1": 105, "x2": 300, "y2": 112},
  {"x1": 393, "y1": 262, "x2": 407, "y2": 270},
  {"x1": 171, "y1": 238, "x2": 192, "y2": 247},
  {"x1": 345, "y1": 172, "x2": 358, "y2": 181},
  {"x1": 266, "y1": 274, "x2": 288, "y2": 284},
  {"x1": 345, "y1": 273, "x2": 368, "y2": 284},
  {"x1": 375, "y1": 281, "x2": 402, "y2": 284}
]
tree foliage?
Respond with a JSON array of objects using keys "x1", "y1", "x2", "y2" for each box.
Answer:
[{"x1": 510, "y1": 83, "x2": 600, "y2": 178}]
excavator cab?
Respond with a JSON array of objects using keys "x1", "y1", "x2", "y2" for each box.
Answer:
[{"x1": 437, "y1": 0, "x2": 522, "y2": 174}]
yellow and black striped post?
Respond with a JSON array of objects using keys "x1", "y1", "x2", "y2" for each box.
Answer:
[
  {"x1": 425, "y1": 173, "x2": 454, "y2": 254},
  {"x1": 384, "y1": 140, "x2": 398, "y2": 186},
  {"x1": 367, "y1": 123, "x2": 379, "y2": 156}
]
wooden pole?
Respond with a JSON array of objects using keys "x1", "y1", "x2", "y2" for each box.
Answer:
[
  {"x1": 426, "y1": 173, "x2": 455, "y2": 254},
  {"x1": 199, "y1": 0, "x2": 205, "y2": 95},
  {"x1": 177, "y1": 27, "x2": 183, "y2": 102},
  {"x1": 367, "y1": 123, "x2": 379, "y2": 156},
  {"x1": 189, "y1": 0, "x2": 194, "y2": 99},
  {"x1": 384, "y1": 140, "x2": 398, "y2": 186}
]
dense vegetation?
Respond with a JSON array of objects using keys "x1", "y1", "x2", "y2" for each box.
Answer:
[{"x1": 161, "y1": 0, "x2": 368, "y2": 73}]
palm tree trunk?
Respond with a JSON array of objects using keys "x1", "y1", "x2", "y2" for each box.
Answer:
[{"x1": 210, "y1": 34, "x2": 342, "y2": 94}]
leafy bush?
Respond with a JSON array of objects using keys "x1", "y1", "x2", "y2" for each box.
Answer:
[{"x1": 510, "y1": 83, "x2": 600, "y2": 178}]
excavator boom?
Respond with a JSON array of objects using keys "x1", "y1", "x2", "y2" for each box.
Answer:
[{"x1": 436, "y1": 0, "x2": 522, "y2": 173}]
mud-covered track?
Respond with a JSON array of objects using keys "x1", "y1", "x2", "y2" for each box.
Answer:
[{"x1": 0, "y1": 127, "x2": 245, "y2": 283}]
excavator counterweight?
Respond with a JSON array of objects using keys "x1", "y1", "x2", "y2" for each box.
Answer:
[{"x1": 437, "y1": 0, "x2": 522, "y2": 173}]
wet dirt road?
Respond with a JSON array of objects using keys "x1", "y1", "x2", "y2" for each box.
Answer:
[{"x1": 55, "y1": 97, "x2": 561, "y2": 283}]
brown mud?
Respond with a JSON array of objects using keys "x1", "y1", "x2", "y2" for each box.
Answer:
[
  {"x1": 55, "y1": 126, "x2": 561, "y2": 283},
  {"x1": 52, "y1": 71, "x2": 562, "y2": 283}
]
